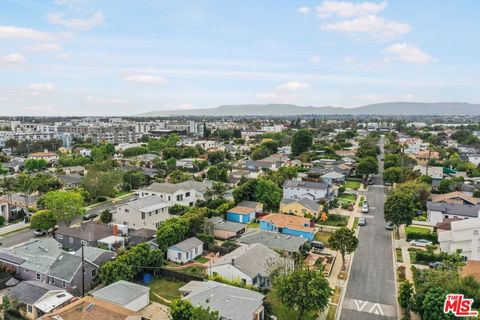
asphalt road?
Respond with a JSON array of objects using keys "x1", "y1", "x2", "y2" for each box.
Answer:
[
  {"x1": 340, "y1": 137, "x2": 398, "y2": 320},
  {"x1": 0, "y1": 194, "x2": 137, "y2": 249}
]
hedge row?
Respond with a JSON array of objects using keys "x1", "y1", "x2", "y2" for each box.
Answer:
[{"x1": 406, "y1": 231, "x2": 438, "y2": 243}]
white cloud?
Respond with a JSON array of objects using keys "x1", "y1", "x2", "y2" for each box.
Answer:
[
  {"x1": 48, "y1": 11, "x2": 104, "y2": 31},
  {"x1": 297, "y1": 6, "x2": 311, "y2": 14},
  {"x1": 29, "y1": 82, "x2": 56, "y2": 91},
  {"x1": 58, "y1": 53, "x2": 71, "y2": 60},
  {"x1": 277, "y1": 81, "x2": 310, "y2": 91},
  {"x1": 310, "y1": 56, "x2": 322, "y2": 64},
  {"x1": 0, "y1": 53, "x2": 26, "y2": 66},
  {"x1": 123, "y1": 74, "x2": 167, "y2": 85},
  {"x1": 321, "y1": 14, "x2": 410, "y2": 39},
  {"x1": 385, "y1": 43, "x2": 436, "y2": 64},
  {"x1": 0, "y1": 25, "x2": 56, "y2": 41},
  {"x1": 24, "y1": 43, "x2": 62, "y2": 52},
  {"x1": 86, "y1": 96, "x2": 128, "y2": 104},
  {"x1": 54, "y1": 0, "x2": 86, "y2": 5},
  {"x1": 316, "y1": 1, "x2": 386, "y2": 18}
]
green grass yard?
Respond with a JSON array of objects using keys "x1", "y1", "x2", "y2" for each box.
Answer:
[
  {"x1": 344, "y1": 180, "x2": 361, "y2": 190},
  {"x1": 148, "y1": 278, "x2": 186, "y2": 305},
  {"x1": 266, "y1": 289, "x2": 317, "y2": 320},
  {"x1": 405, "y1": 226, "x2": 432, "y2": 235},
  {"x1": 337, "y1": 193, "x2": 356, "y2": 204},
  {"x1": 315, "y1": 231, "x2": 332, "y2": 246},
  {"x1": 194, "y1": 256, "x2": 209, "y2": 264}
]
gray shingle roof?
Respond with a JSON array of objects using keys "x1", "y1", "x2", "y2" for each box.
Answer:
[
  {"x1": 91, "y1": 280, "x2": 149, "y2": 306},
  {"x1": 140, "y1": 180, "x2": 212, "y2": 194},
  {"x1": 208, "y1": 217, "x2": 246, "y2": 233},
  {"x1": 239, "y1": 230, "x2": 307, "y2": 253},
  {"x1": 182, "y1": 280, "x2": 264, "y2": 320},
  {"x1": 210, "y1": 243, "x2": 280, "y2": 278},
  {"x1": 283, "y1": 179, "x2": 328, "y2": 190},
  {"x1": 7, "y1": 280, "x2": 61, "y2": 305},
  {"x1": 48, "y1": 253, "x2": 82, "y2": 281},
  {"x1": 280, "y1": 197, "x2": 320, "y2": 212},
  {"x1": 427, "y1": 201, "x2": 480, "y2": 218},
  {"x1": 57, "y1": 221, "x2": 113, "y2": 241},
  {"x1": 169, "y1": 237, "x2": 203, "y2": 252}
]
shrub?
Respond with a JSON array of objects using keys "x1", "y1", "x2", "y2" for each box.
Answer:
[
  {"x1": 406, "y1": 231, "x2": 438, "y2": 243},
  {"x1": 196, "y1": 233, "x2": 214, "y2": 244},
  {"x1": 397, "y1": 266, "x2": 406, "y2": 282}
]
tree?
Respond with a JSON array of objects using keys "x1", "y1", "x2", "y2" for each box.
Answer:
[
  {"x1": 232, "y1": 179, "x2": 257, "y2": 203},
  {"x1": 207, "y1": 166, "x2": 228, "y2": 182},
  {"x1": 383, "y1": 166, "x2": 404, "y2": 184},
  {"x1": 275, "y1": 266, "x2": 332, "y2": 320},
  {"x1": 329, "y1": 227, "x2": 359, "y2": 269},
  {"x1": 169, "y1": 299, "x2": 219, "y2": 320},
  {"x1": 24, "y1": 158, "x2": 48, "y2": 171},
  {"x1": 123, "y1": 170, "x2": 145, "y2": 190},
  {"x1": 356, "y1": 156, "x2": 378, "y2": 175},
  {"x1": 207, "y1": 151, "x2": 226, "y2": 164},
  {"x1": 44, "y1": 190, "x2": 85, "y2": 226},
  {"x1": 398, "y1": 281, "x2": 414, "y2": 318},
  {"x1": 99, "y1": 261, "x2": 135, "y2": 284},
  {"x1": 100, "y1": 209, "x2": 113, "y2": 223},
  {"x1": 384, "y1": 191, "x2": 416, "y2": 230},
  {"x1": 291, "y1": 129, "x2": 313, "y2": 156},
  {"x1": 156, "y1": 217, "x2": 190, "y2": 251},
  {"x1": 254, "y1": 179, "x2": 282, "y2": 210},
  {"x1": 30, "y1": 210, "x2": 56, "y2": 230},
  {"x1": 169, "y1": 170, "x2": 192, "y2": 184},
  {"x1": 422, "y1": 287, "x2": 454, "y2": 320},
  {"x1": 81, "y1": 163, "x2": 124, "y2": 198}
]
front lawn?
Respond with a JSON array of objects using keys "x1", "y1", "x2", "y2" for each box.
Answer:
[
  {"x1": 317, "y1": 214, "x2": 348, "y2": 227},
  {"x1": 337, "y1": 193, "x2": 356, "y2": 204},
  {"x1": 315, "y1": 231, "x2": 332, "y2": 246},
  {"x1": 344, "y1": 180, "x2": 361, "y2": 190},
  {"x1": 194, "y1": 256, "x2": 209, "y2": 264},
  {"x1": 148, "y1": 277, "x2": 186, "y2": 305},
  {"x1": 266, "y1": 289, "x2": 317, "y2": 320},
  {"x1": 405, "y1": 226, "x2": 431, "y2": 235},
  {"x1": 247, "y1": 221, "x2": 259, "y2": 229}
]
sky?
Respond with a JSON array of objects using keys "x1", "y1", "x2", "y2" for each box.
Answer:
[{"x1": 0, "y1": 0, "x2": 480, "y2": 116}]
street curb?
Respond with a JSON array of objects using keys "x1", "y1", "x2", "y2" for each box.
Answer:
[
  {"x1": 391, "y1": 227, "x2": 401, "y2": 320},
  {"x1": 0, "y1": 225, "x2": 30, "y2": 237}
]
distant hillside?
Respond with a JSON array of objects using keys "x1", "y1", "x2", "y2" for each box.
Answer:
[{"x1": 135, "y1": 102, "x2": 480, "y2": 117}]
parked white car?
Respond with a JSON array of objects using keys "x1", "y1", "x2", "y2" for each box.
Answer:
[
  {"x1": 361, "y1": 204, "x2": 369, "y2": 213},
  {"x1": 410, "y1": 239, "x2": 433, "y2": 247}
]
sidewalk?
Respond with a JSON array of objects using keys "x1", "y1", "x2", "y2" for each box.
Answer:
[{"x1": 0, "y1": 221, "x2": 30, "y2": 236}]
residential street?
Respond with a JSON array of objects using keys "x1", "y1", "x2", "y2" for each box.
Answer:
[
  {"x1": 0, "y1": 194, "x2": 137, "y2": 249},
  {"x1": 339, "y1": 137, "x2": 398, "y2": 319}
]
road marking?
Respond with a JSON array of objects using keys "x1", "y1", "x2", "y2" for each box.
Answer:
[
  {"x1": 354, "y1": 299, "x2": 368, "y2": 311},
  {"x1": 369, "y1": 303, "x2": 385, "y2": 316}
]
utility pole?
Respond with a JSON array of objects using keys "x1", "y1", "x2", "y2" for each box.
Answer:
[{"x1": 81, "y1": 242, "x2": 85, "y2": 297}]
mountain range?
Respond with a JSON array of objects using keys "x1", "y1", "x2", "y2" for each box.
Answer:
[{"x1": 136, "y1": 102, "x2": 480, "y2": 117}]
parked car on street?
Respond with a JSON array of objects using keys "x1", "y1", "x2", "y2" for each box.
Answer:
[
  {"x1": 361, "y1": 204, "x2": 369, "y2": 213},
  {"x1": 385, "y1": 222, "x2": 394, "y2": 230},
  {"x1": 33, "y1": 229, "x2": 47, "y2": 236},
  {"x1": 358, "y1": 217, "x2": 367, "y2": 226},
  {"x1": 410, "y1": 239, "x2": 433, "y2": 247},
  {"x1": 83, "y1": 212, "x2": 99, "y2": 220}
]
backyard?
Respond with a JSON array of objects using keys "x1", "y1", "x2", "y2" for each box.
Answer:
[
  {"x1": 337, "y1": 193, "x2": 356, "y2": 205},
  {"x1": 148, "y1": 277, "x2": 186, "y2": 305},
  {"x1": 266, "y1": 289, "x2": 317, "y2": 320},
  {"x1": 315, "y1": 231, "x2": 332, "y2": 246}
]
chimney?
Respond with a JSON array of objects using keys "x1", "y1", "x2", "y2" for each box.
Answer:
[{"x1": 472, "y1": 229, "x2": 480, "y2": 261}]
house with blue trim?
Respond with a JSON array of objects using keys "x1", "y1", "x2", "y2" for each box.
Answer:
[
  {"x1": 226, "y1": 206, "x2": 257, "y2": 224},
  {"x1": 259, "y1": 213, "x2": 315, "y2": 241}
]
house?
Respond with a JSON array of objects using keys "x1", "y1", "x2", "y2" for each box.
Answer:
[
  {"x1": 55, "y1": 221, "x2": 115, "y2": 250},
  {"x1": 5, "y1": 280, "x2": 73, "y2": 320},
  {"x1": 176, "y1": 158, "x2": 204, "y2": 169},
  {"x1": 226, "y1": 206, "x2": 257, "y2": 224},
  {"x1": 468, "y1": 154, "x2": 480, "y2": 166},
  {"x1": 437, "y1": 217, "x2": 480, "y2": 261},
  {"x1": 55, "y1": 173, "x2": 82, "y2": 189},
  {"x1": 279, "y1": 197, "x2": 321, "y2": 218},
  {"x1": 180, "y1": 280, "x2": 265, "y2": 320},
  {"x1": 114, "y1": 195, "x2": 170, "y2": 230},
  {"x1": 0, "y1": 238, "x2": 100, "y2": 293},
  {"x1": 3, "y1": 159, "x2": 24, "y2": 173},
  {"x1": 413, "y1": 165, "x2": 444, "y2": 189},
  {"x1": 259, "y1": 213, "x2": 316, "y2": 241},
  {"x1": 74, "y1": 246, "x2": 115, "y2": 268},
  {"x1": 207, "y1": 243, "x2": 289, "y2": 288},
  {"x1": 321, "y1": 171, "x2": 345, "y2": 185},
  {"x1": 39, "y1": 296, "x2": 138, "y2": 320},
  {"x1": 238, "y1": 230, "x2": 307, "y2": 254},
  {"x1": 62, "y1": 165, "x2": 85, "y2": 175},
  {"x1": 28, "y1": 150, "x2": 59, "y2": 163},
  {"x1": 427, "y1": 201, "x2": 480, "y2": 225},
  {"x1": 0, "y1": 199, "x2": 9, "y2": 221},
  {"x1": 283, "y1": 179, "x2": 331, "y2": 201},
  {"x1": 244, "y1": 160, "x2": 280, "y2": 171},
  {"x1": 91, "y1": 280, "x2": 150, "y2": 312},
  {"x1": 137, "y1": 180, "x2": 213, "y2": 207},
  {"x1": 77, "y1": 148, "x2": 92, "y2": 157},
  {"x1": 237, "y1": 200, "x2": 263, "y2": 214},
  {"x1": 207, "y1": 217, "x2": 247, "y2": 240},
  {"x1": 167, "y1": 237, "x2": 204, "y2": 264},
  {"x1": 431, "y1": 191, "x2": 480, "y2": 205},
  {"x1": 128, "y1": 228, "x2": 157, "y2": 246}
]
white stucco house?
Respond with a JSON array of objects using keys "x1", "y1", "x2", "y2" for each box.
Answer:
[
  {"x1": 427, "y1": 201, "x2": 480, "y2": 225},
  {"x1": 114, "y1": 195, "x2": 170, "y2": 230},
  {"x1": 437, "y1": 217, "x2": 480, "y2": 261},
  {"x1": 167, "y1": 237, "x2": 204, "y2": 264},
  {"x1": 136, "y1": 180, "x2": 212, "y2": 207},
  {"x1": 282, "y1": 180, "x2": 331, "y2": 201}
]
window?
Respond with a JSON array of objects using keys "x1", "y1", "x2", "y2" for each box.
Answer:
[
  {"x1": 27, "y1": 305, "x2": 33, "y2": 313},
  {"x1": 81, "y1": 240, "x2": 88, "y2": 246},
  {"x1": 92, "y1": 269, "x2": 97, "y2": 277},
  {"x1": 186, "y1": 192, "x2": 190, "y2": 197},
  {"x1": 177, "y1": 252, "x2": 182, "y2": 259},
  {"x1": 51, "y1": 278, "x2": 55, "y2": 284},
  {"x1": 168, "y1": 196, "x2": 171, "y2": 201},
  {"x1": 149, "y1": 212, "x2": 152, "y2": 217},
  {"x1": 141, "y1": 212, "x2": 145, "y2": 220},
  {"x1": 195, "y1": 247, "x2": 198, "y2": 254},
  {"x1": 125, "y1": 208, "x2": 129, "y2": 212},
  {"x1": 176, "y1": 194, "x2": 183, "y2": 201},
  {"x1": 62, "y1": 281, "x2": 66, "y2": 288},
  {"x1": 155, "y1": 222, "x2": 160, "y2": 228},
  {"x1": 57, "y1": 234, "x2": 63, "y2": 240},
  {"x1": 69, "y1": 237, "x2": 73, "y2": 243},
  {"x1": 36, "y1": 273, "x2": 41, "y2": 280}
]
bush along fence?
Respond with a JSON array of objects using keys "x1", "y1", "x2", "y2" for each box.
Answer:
[{"x1": 405, "y1": 231, "x2": 438, "y2": 243}]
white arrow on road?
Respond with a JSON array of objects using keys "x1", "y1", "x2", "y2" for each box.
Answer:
[
  {"x1": 369, "y1": 303, "x2": 385, "y2": 316},
  {"x1": 354, "y1": 300, "x2": 368, "y2": 312}
]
